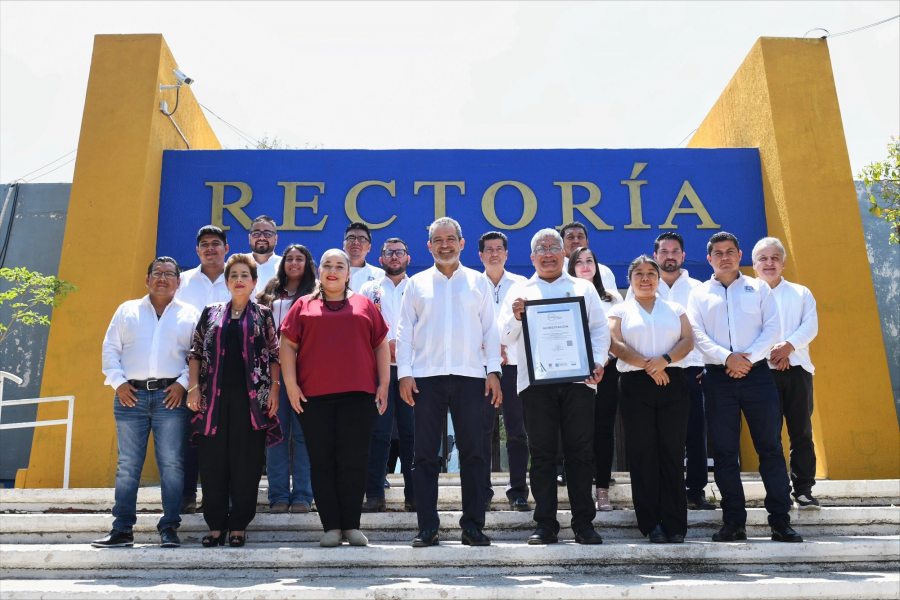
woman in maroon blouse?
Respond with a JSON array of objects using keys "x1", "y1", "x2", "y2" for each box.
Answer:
[{"x1": 280, "y1": 248, "x2": 390, "y2": 547}]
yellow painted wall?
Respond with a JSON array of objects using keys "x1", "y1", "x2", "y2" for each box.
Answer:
[
  {"x1": 17, "y1": 35, "x2": 221, "y2": 487},
  {"x1": 689, "y1": 37, "x2": 899, "y2": 479}
]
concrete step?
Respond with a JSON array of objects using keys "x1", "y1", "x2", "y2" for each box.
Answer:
[
  {"x1": 1, "y1": 537, "x2": 897, "y2": 578},
  {"x1": 1, "y1": 569, "x2": 898, "y2": 599},
  {"x1": 2, "y1": 507, "x2": 898, "y2": 544},
  {"x1": 2, "y1": 478, "x2": 897, "y2": 512}
]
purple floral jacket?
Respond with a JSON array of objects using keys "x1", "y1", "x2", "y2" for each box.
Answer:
[{"x1": 188, "y1": 301, "x2": 282, "y2": 447}]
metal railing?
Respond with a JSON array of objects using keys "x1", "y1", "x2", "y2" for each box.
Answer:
[{"x1": 0, "y1": 371, "x2": 74, "y2": 488}]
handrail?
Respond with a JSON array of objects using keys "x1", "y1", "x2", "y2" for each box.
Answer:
[{"x1": 0, "y1": 371, "x2": 74, "y2": 488}]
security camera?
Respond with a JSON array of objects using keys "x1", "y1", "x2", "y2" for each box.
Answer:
[{"x1": 173, "y1": 68, "x2": 194, "y2": 86}]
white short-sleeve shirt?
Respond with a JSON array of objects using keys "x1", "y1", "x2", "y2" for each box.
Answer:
[{"x1": 609, "y1": 298, "x2": 687, "y2": 373}]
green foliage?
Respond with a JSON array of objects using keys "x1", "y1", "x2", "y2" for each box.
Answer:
[
  {"x1": 858, "y1": 137, "x2": 900, "y2": 245},
  {"x1": 0, "y1": 267, "x2": 76, "y2": 346}
]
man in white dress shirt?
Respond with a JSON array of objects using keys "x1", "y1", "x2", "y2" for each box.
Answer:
[
  {"x1": 359, "y1": 237, "x2": 415, "y2": 513},
  {"x1": 93, "y1": 257, "x2": 199, "y2": 549},
  {"x1": 687, "y1": 231, "x2": 801, "y2": 543},
  {"x1": 752, "y1": 236, "x2": 820, "y2": 509},
  {"x1": 248, "y1": 215, "x2": 281, "y2": 296},
  {"x1": 344, "y1": 221, "x2": 385, "y2": 291},
  {"x1": 499, "y1": 228, "x2": 609, "y2": 545},
  {"x1": 478, "y1": 231, "x2": 530, "y2": 512},
  {"x1": 652, "y1": 232, "x2": 715, "y2": 510},
  {"x1": 174, "y1": 225, "x2": 231, "y2": 512},
  {"x1": 397, "y1": 217, "x2": 502, "y2": 548}
]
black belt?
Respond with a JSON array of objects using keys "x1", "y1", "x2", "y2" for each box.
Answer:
[{"x1": 128, "y1": 378, "x2": 177, "y2": 391}]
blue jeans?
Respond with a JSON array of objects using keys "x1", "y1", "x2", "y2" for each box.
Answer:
[
  {"x1": 266, "y1": 382, "x2": 313, "y2": 505},
  {"x1": 703, "y1": 363, "x2": 792, "y2": 527},
  {"x1": 366, "y1": 366, "x2": 415, "y2": 501},
  {"x1": 112, "y1": 388, "x2": 189, "y2": 532}
]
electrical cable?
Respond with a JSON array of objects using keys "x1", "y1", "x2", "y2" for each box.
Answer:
[
  {"x1": 25, "y1": 157, "x2": 76, "y2": 183},
  {"x1": 808, "y1": 14, "x2": 899, "y2": 39},
  {"x1": 0, "y1": 183, "x2": 21, "y2": 267},
  {"x1": 198, "y1": 102, "x2": 262, "y2": 148},
  {"x1": 10, "y1": 149, "x2": 76, "y2": 183}
]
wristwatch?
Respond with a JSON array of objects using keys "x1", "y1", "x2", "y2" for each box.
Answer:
[{"x1": 662, "y1": 353, "x2": 673, "y2": 364}]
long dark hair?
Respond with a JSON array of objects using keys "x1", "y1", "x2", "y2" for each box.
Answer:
[
  {"x1": 257, "y1": 244, "x2": 317, "y2": 307},
  {"x1": 567, "y1": 246, "x2": 613, "y2": 303}
]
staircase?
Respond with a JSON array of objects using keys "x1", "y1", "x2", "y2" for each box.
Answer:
[{"x1": 1, "y1": 475, "x2": 898, "y2": 599}]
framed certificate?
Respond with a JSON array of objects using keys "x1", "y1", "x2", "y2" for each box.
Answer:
[{"x1": 521, "y1": 296, "x2": 595, "y2": 385}]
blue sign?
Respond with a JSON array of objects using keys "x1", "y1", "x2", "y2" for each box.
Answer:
[{"x1": 158, "y1": 149, "x2": 765, "y2": 284}]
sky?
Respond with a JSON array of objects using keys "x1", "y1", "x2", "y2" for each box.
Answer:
[{"x1": 1, "y1": 1, "x2": 898, "y2": 184}]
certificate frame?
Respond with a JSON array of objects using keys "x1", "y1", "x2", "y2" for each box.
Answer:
[{"x1": 521, "y1": 296, "x2": 595, "y2": 386}]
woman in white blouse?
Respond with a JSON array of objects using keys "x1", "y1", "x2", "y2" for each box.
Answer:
[
  {"x1": 608, "y1": 255, "x2": 694, "y2": 544},
  {"x1": 567, "y1": 247, "x2": 623, "y2": 512}
]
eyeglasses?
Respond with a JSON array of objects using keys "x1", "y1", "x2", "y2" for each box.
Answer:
[
  {"x1": 382, "y1": 249, "x2": 408, "y2": 258},
  {"x1": 250, "y1": 230, "x2": 276, "y2": 239},
  {"x1": 534, "y1": 245, "x2": 563, "y2": 255},
  {"x1": 344, "y1": 235, "x2": 370, "y2": 244},
  {"x1": 149, "y1": 271, "x2": 178, "y2": 280}
]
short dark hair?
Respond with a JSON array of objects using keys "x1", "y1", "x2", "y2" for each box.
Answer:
[
  {"x1": 225, "y1": 253, "x2": 258, "y2": 281},
  {"x1": 344, "y1": 222, "x2": 372, "y2": 241},
  {"x1": 196, "y1": 225, "x2": 227, "y2": 245},
  {"x1": 559, "y1": 221, "x2": 588, "y2": 240},
  {"x1": 654, "y1": 231, "x2": 684, "y2": 253},
  {"x1": 626, "y1": 255, "x2": 661, "y2": 281},
  {"x1": 251, "y1": 215, "x2": 277, "y2": 229},
  {"x1": 706, "y1": 231, "x2": 740, "y2": 255},
  {"x1": 478, "y1": 231, "x2": 508, "y2": 252},
  {"x1": 147, "y1": 256, "x2": 180, "y2": 277},
  {"x1": 381, "y1": 237, "x2": 409, "y2": 253}
]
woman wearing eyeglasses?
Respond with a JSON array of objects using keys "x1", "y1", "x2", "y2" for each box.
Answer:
[
  {"x1": 186, "y1": 253, "x2": 281, "y2": 548},
  {"x1": 280, "y1": 249, "x2": 390, "y2": 547},
  {"x1": 257, "y1": 244, "x2": 317, "y2": 514},
  {"x1": 567, "y1": 247, "x2": 623, "y2": 512},
  {"x1": 608, "y1": 255, "x2": 694, "y2": 544}
]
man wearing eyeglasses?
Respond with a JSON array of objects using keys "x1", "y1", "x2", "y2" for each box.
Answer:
[
  {"x1": 478, "y1": 231, "x2": 530, "y2": 512},
  {"x1": 174, "y1": 225, "x2": 231, "y2": 513},
  {"x1": 359, "y1": 238, "x2": 415, "y2": 513},
  {"x1": 499, "y1": 228, "x2": 609, "y2": 546},
  {"x1": 94, "y1": 257, "x2": 200, "y2": 549},
  {"x1": 344, "y1": 222, "x2": 385, "y2": 291},
  {"x1": 248, "y1": 215, "x2": 281, "y2": 296}
]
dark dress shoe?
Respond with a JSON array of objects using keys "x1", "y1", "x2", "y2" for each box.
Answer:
[
  {"x1": 574, "y1": 527, "x2": 603, "y2": 545},
  {"x1": 270, "y1": 502, "x2": 289, "y2": 514},
  {"x1": 771, "y1": 523, "x2": 803, "y2": 543},
  {"x1": 509, "y1": 497, "x2": 531, "y2": 512},
  {"x1": 687, "y1": 495, "x2": 717, "y2": 510},
  {"x1": 648, "y1": 524, "x2": 667, "y2": 544},
  {"x1": 712, "y1": 523, "x2": 747, "y2": 542},
  {"x1": 411, "y1": 529, "x2": 440, "y2": 547},
  {"x1": 461, "y1": 528, "x2": 491, "y2": 546},
  {"x1": 91, "y1": 529, "x2": 134, "y2": 548},
  {"x1": 228, "y1": 533, "x2": 247, "y2": 547},
  {"x1": 527, "y1": 527, "x2": 558, "y2": 545},
  {"x1": 159, "y1": 528, "x2": 181, "y2": 548},
  {"x1": 361, "y1": 497, "x2": 386, "y2": 513},
  {"x1": 201, "y1": 532, "x2": 226, "y2": 547},
  {"x1": 667, "y1": 532, "x2": 685, "y2": 543}
]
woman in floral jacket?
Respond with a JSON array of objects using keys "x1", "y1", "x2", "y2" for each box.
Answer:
[{"x1": 186, "y1": 253, "x2": 281, "y2": 547}]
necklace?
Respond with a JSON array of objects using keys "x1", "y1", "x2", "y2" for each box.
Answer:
[
  {"x1": 323, "y1": 297, "x2": 348, "y2": 312},
  {"x1": 231, "y1": 307, "x2": 245, "y2": 319}
]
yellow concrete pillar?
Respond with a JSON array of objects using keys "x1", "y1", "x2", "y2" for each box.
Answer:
[
  {"x1": 689, "y1": 37, "x2": 899, "y2": 479},
  {"x1": 17, "y1": 34, "x2": 221, "y2": 487}
]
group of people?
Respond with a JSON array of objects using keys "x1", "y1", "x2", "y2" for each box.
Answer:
[{"x1": 94, "y1": 213, "x2": 820, "y2": 549}]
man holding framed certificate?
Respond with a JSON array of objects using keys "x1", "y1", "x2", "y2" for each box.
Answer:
[{"x1": 499, "y1": 228, "x2": 610, "y2": 545}]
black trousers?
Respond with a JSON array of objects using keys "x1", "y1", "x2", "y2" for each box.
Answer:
[
  {"x1": 413, "y1": 375, "x2": 487, "y2": 532},
  {"x1": 683, "y1": 366, "x2": 710, "y2": 498},
  {"x1": 772, "y1": 366, "x2": 816, "y2": 496},
  {"x1": 521, "y1": 383, "x2": 596, "y2": 535},
  {"x1": 483, "y1": 364, "x2": 530, "y2": 501},
  {"x1": 594, "y1": 359, "x2": 620, "y2": 488},
  {"x1": 198, "y1": 386, "x2": 266, "y2": 532},
  {"x1": 299, "y1": 392, "x2": 378, "y2": 532},
  {"x1": 619, "y1": 368, "x2": 690, "y2": 536}
]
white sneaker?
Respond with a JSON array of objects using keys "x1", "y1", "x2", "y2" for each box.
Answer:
[
  {"x1": 342, "y1": 529, "x2": 369, "y2": 546},
  {"x1": 320, "y1": 529, "x2": 343, "y2": 547},
  {"x1": 794, "y1": 494, "x2": 821, "y2": 510}
]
